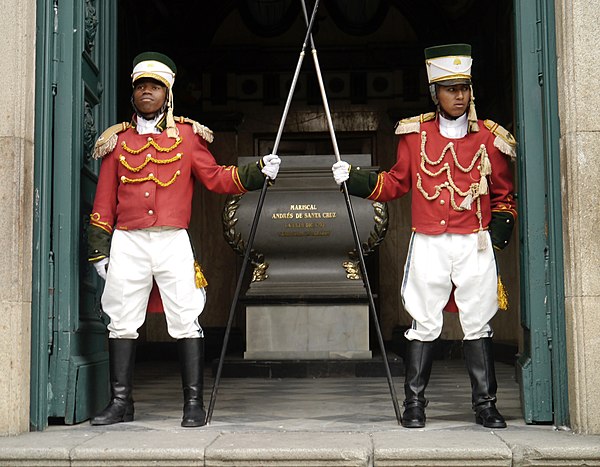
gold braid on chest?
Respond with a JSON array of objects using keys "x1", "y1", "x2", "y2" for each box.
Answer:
[
  {"x1": 118, "y1": 136, "x2": 184, "y2": 187},
  {"x1": 119, "y1": 152, "x2": 183, "y2": 173},
  {"x1": 416, "y1": 130, "x2": 493, "y2": 242},
  {"x1": 120, "y1": 171, "x2": 181, "y2": 187},
  {"x1": 120, "y1": 136, "x2": 183, "y2": 154},
  {"x1": 416, "y1": 130, "x2": 491, "y2": 212}
]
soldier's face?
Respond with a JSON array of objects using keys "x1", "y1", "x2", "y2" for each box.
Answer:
[
  {"x1": 436, "y1": 84, "x2": 471, "y2": 118},
  {"x1": 132, "y1": 78, "x2": 167, "y2": 118}
]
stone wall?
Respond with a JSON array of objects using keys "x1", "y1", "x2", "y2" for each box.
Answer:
[
  {"x1": 555, "y1": 0, "x2": 600, "y2": 434},
  {"x1": 0, "y1": 0, "x2": 36, "y2": 435}
]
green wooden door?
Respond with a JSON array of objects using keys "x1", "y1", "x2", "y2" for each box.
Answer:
[
  {"x1": 513, "y1": 0, "x2": 568, "y2": 426},
  {"x1": 31, "y1": 0, "x2": 117, "y2": 429}
]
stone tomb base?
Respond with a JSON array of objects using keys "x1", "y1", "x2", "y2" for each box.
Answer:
[{"x1": 244, "y1": 304, "x2": 372, "y2": 360}]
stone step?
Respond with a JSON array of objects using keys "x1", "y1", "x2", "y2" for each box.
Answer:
[{"x1": 1, "y1": 428, "x2": 600, "y2": 466}]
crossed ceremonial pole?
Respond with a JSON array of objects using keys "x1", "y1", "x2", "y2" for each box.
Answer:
[{"x1": 206, "y1": 0, "x2": 401, "y2": 425}]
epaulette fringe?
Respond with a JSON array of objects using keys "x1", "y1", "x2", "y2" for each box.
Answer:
[
  {"x1": 394, "y1": 112, "x2": 436, "y2": 135},
  {"x1": 176, "y1": 116, "x2": 214, "y2": 143},
  {"x1": 93, "y1": 122, "x2": 131, "y2": 159},
  {"x1": 484, "y1": 119, "x2": 517, "y2": 160}
]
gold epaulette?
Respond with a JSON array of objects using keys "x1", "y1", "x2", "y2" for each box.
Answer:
[
  {"x1": 484, "y1": 119, "x2": 517, "y2": 160},
  {"x1": 176, "y1": 116, "x2": 214, "y2": 143},
  {"x1": 92, "y1": 122, "x2": 131, "y2": 159},
  {"x1": 394, "y1": 112, "x2": 436, "y2": 135}
]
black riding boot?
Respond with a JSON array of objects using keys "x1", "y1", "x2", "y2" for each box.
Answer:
[
  {"x1": 463, "y1": 337, "x2": 507, "y2": 428},
  {"x1": 401, "y1": 340, "x2": 435, "y2": 428},
  {"x1": 91, "y1": 338, "x2": 136, "y2": 425},
  {"x1": 178, "y1": 337, "x2": 207, "y2": 427}
]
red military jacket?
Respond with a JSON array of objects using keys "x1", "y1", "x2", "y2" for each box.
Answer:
[
  {"x1": 89, "y1": 116, "x2": 263, "y2": 239},
  {"x1": 347, "y1": 113, "x2": 517, "y2": 234},
  {"x1": 88, "y1": 116, "x2": 267, "y2": 313}
]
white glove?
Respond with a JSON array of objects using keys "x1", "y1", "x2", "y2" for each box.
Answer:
[
  {"x1": 93, "y1": 257, "x2": 109, "y2": 280},
  {"x1": 332, "y1": 160, "x2": 350, "y2": 185},
  {"x1": 261, "y1": 154, "x2": 281, "y2": 180}
]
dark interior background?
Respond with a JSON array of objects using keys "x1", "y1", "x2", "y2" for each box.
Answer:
[{"x1": 116, "y1": 0, "x2": 518, "y2": 363}]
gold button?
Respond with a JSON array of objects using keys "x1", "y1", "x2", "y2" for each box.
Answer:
[
  {"x1": 148, "y1": 173, "x2": 154, "y2": 178},
  {"x1": 148, "y1": 210, "x2": 154, "y2": 215},
  {"x1": 120, "y1": 155, "x2": 125, "y2": 161},
  {"x1": 146, "y1": 153, "x2": 152, "y2": 158},
  {"x1": 120, "y1": 176, "x2": 126, "y2": 182},
  {"x1": 440, "y1": 220, "x2": 446, "y2": 225},
  {"x1": 144, "y1": 192, "x2": 150, "y2": 198},
  {"x1": 440, "y1": 199, "x2": 445, "y2": 205},
  {"x1": 147, "y1": 137, "x2": 153, "y2": 142}
]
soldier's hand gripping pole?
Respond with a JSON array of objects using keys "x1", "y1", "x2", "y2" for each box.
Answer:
[
  {"x1": 299, "y1": 0, "x2": 402, "y2": 424},
  {"x1": 206, "y1": 0, "x2": 322, "y2": 425}
]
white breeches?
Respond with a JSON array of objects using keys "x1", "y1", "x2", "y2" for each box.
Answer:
[
  {"x1": 102, "y1": 227, "x2": 206, "y2": 339},
  {"x1": 402, "y1": 232, "x2": 498, "y2": 342}
]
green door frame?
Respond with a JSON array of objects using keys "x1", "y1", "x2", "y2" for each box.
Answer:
[
  {"x1": 31, "y1": 0, "x2": 117, "y2": 430},
  {"x1": 537, "y1": 0, "x2": 569, "y2": 428},
  {"x1": 31, "y1": 0, "x2": 55, "y2": 431},
  {"x1": 513, "y1": 0, "x2": 569, "y2": 426}
]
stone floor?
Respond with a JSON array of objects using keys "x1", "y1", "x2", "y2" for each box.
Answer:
[
  {"x1": 3, "y1": 358, "x2": 600, "y2": 466},
  {"x1": 130, "y1": 358, "x2": 522, "y2": 432}
]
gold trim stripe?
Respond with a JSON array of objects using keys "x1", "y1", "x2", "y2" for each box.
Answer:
[
  {"x1": 89, "y1": 213, "x2": 113, "y2": 234},
  {"x1": 369, "y1": 172, "x2": 386, "y2": 201},
  {"x1": 429, "y1": 73, "x2": 471, "y2": 83},
  {"x1": 88, "y1": 255, "x2": 107, "y2": 262},
  {"x1": 121, "y1": 136, "x2": 182, "y2": 154},
  {"x1": 119, "y1": 153, "x2": 182, "y2": 173},
  {"x1": 492, "y1": 207, "x2": 518, "y2": 218},
  {"x1": 120, "y1": 171, "x2": 181, "y2": 187},
  {"x1": 231, "y1": 167, "x2": 248, "y2": 193}
]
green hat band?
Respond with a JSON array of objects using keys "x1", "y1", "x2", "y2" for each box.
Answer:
[
  {"x1": 424, "y1": 43, "x2": 471, "y2": 60},
  {"x1": 132, "y1": 52, "x2": 177, "y2": 74}
]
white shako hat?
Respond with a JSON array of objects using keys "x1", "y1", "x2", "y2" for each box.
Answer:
[
  {"x1": 131, "y1": 51, "x2": 176, "y2": 88},
  {"x1": 424, "y1": 43, "x2": 472, "y2": 85}
]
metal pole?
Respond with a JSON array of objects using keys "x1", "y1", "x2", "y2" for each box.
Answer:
[
  {"x1": 299, "y1": 0, "x2": 402, "y2": 424},
  {"x1": 206, "y1": 0, "x2": 322, "y2": 425}
]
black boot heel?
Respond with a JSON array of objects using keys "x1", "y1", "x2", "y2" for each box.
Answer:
[
  {"x1": 476, "y1": 406, "x2": 506, "y2": 428},
  {"x1": 401, "y1": 401, "x2": 427, "y2": 428}
]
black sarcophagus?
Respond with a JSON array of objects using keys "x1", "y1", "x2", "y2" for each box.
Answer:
[{"x1": 223, "y1": 154, "x2": 387, "y2": 359}]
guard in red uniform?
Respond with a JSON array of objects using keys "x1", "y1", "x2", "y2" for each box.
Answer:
[
  {"x1": 88, "y1": 52, "x2": 280, "y2": 427},
  {"x1": 332, "y1": 44, "x2": 516, "y2": 429}
]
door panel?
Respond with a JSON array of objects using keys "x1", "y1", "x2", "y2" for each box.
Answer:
[
  {"x1": 44, "y1": 0, "x2": 117, "y2": 425},
  {"x1": 513, "y1": 0, "x2": 567, "y2": 425}
]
